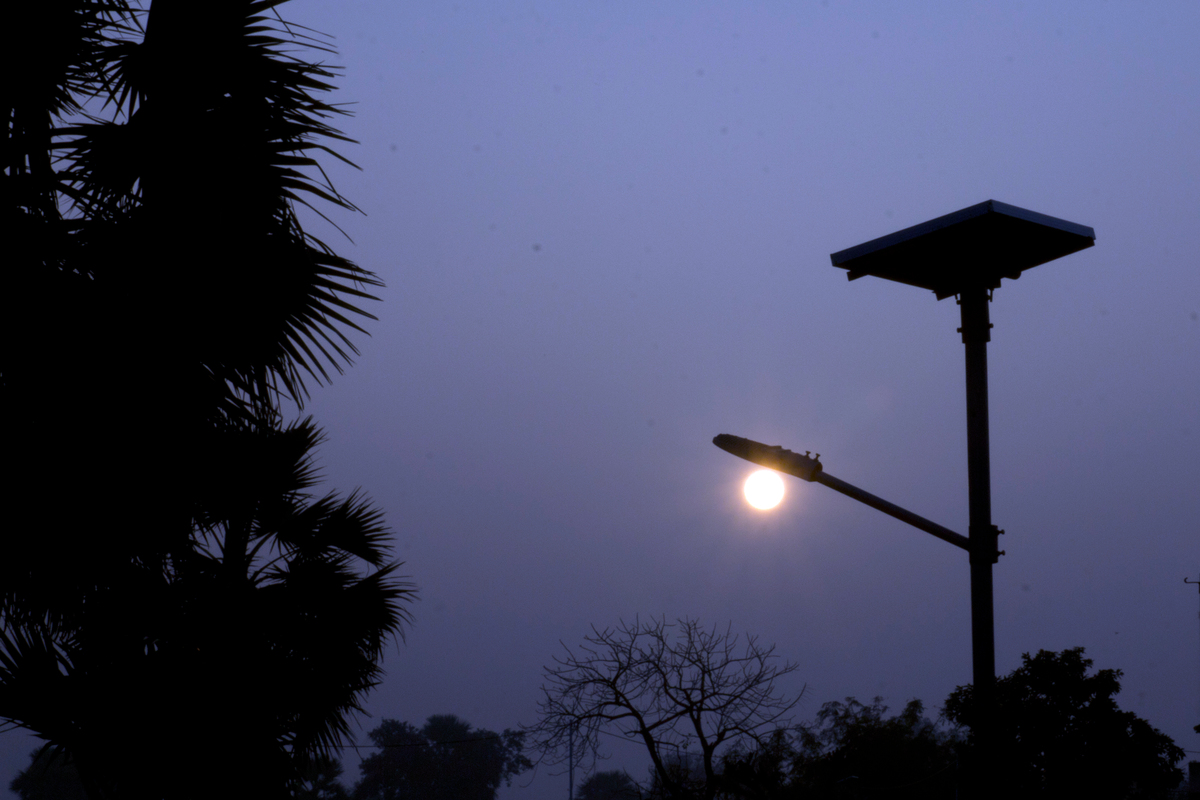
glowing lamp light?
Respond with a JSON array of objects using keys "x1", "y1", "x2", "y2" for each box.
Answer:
[{"x1": 743, "y1": 470, "x2": 784, "y2": 510}]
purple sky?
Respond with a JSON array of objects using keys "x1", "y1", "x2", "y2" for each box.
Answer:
[{"x1": 6, "y1": 3, "x2": 1200, "y2": 797}]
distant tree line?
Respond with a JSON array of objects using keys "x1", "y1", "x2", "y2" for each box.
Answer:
[
  {"x1": 9, "y1": 637, "x2": 1183, "y2": 800},
  {"x1": 9, "y1": 714, "x2": 531, "y2": 800},
  {"x1": 352, "y1": 714, "x2": 533, "y2": 800},
  {"x1": 528, "y1": 619, "x2": 1185, "y2": 800}
]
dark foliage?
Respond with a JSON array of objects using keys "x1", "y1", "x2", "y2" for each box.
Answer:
[
  {"x1": 3, "y1": 0, "x2": 383, "y2": 630},
  {"x1": 944, "y1": 647, "x2": 1184, "y2": 799},
  {"x1": 352, "y1": 715, "x2": 533, "y2": 800},
  {"x1": 577, "y1": 770, "x2": 643, "y2": 800},
  {"x1": 713, "y1": 650, "x2": 1183, "y2": 800},
  {"x1": 790, "y1": 698, "x2": 961, "y2": 800},
  {"x1": 716, "y1": 698, "x2": 961, "y2": 800},
  {"x1": 716, "y1": 729, "x2": 794, "y2": 800},
  {"x1": 0, "y1": 413, "x2": 413, "y2": 800},
  {"x1": 2, "y1": 2, "x2": 412, "y2": 798},
  {"x1": 9, "y1": 746, "x2": 88, "y2": 800},
  {"x1": 296, "y1": 754, "x2": 352, "y2": 800}
]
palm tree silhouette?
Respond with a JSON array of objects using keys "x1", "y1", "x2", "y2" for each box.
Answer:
[{"x1": 2, "y1": 3, "x2": 411, "y2": 797}]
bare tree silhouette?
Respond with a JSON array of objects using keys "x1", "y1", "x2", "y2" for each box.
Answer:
[{"x1": 529, "y1": 617, "x2": 805, "y2": 800}]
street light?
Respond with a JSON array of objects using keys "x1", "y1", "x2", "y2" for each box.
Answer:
[
  {"x1": 714, "y1": 199, "x2": 1095, "y2": 799},
  {"x1": 714, "y1": 434, "x2": 968, "y2": 551}
]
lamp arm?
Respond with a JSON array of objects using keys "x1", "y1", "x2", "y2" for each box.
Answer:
[
  {"x1": 713, "y1": 433, "x2": 970, "y2": 552},
  {"x1": 813, "y1": 471, "x2": 969, "y2": 551}
]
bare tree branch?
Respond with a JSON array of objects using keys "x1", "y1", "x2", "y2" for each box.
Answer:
[{"x1": 527, "y1": 617, "x2": 805, "y2": 800}]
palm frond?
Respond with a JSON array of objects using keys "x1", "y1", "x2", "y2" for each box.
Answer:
[
  {"x1": 4, "y1": 5, "x2": 407, "y2": 796},
  {"x1": 49, "y1": 0, "x2": 379, "y2": 408},
  {"x1": 0, "y1": 618, "x2": 76, "y2": 735}
]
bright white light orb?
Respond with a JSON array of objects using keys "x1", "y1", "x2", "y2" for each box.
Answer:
[{"x1": 743, "y1": 470, "x2": 785, "y2": 510}]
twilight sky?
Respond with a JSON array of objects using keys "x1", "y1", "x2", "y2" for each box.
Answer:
[{"x1": 6, "y1": 2, "x2": 1200, "y2": 797}]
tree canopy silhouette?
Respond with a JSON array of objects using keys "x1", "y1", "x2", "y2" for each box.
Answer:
[
  {"x1": 296, "y1": 754, "x2": 352, "y2": 800},
  {"x1": 352, "y1": 715, "x2": 533, "y2": 800},
  {"x1": 529, "y1": 617, "x2": 805, "y2": 800},
  {"x1": 791, "y1": 697, "x2": 960, "y2": 800},
  {"x1": 713, "y1": 698, "x2": 962, "y2": 800},
  {"x1": 2, "y1": 2, "x2": 411, "y2": 798},
  {"x1": 700, "y1": 650, "x2": 1182, "y2": 800},
  {"x1": 944, "y1": 647, "x2": 1184, "y2": 800},
  {"x1": 576, "y1": 770, "x2": 642, "y2": 800}
]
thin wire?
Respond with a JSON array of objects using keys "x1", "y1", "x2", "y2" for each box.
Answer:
[{"x1": 334, "y1": 734, "x2": 504, "y2": 749}]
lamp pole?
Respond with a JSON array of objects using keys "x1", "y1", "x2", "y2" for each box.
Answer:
[
  {"x1": 715, "y1": 200, "x2": 1095, "y2": 800},
  {"x1": 960, "y1": 282, "x2": 999, "y2": 791}
]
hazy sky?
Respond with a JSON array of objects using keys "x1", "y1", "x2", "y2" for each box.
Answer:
[{"x1": 7, "y1": 2, "x2": 1200, "y2": 797}]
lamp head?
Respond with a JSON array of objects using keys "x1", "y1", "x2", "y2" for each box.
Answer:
[{"x1": 712, "y1": 434, "x2": 823, "y2": 482}]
